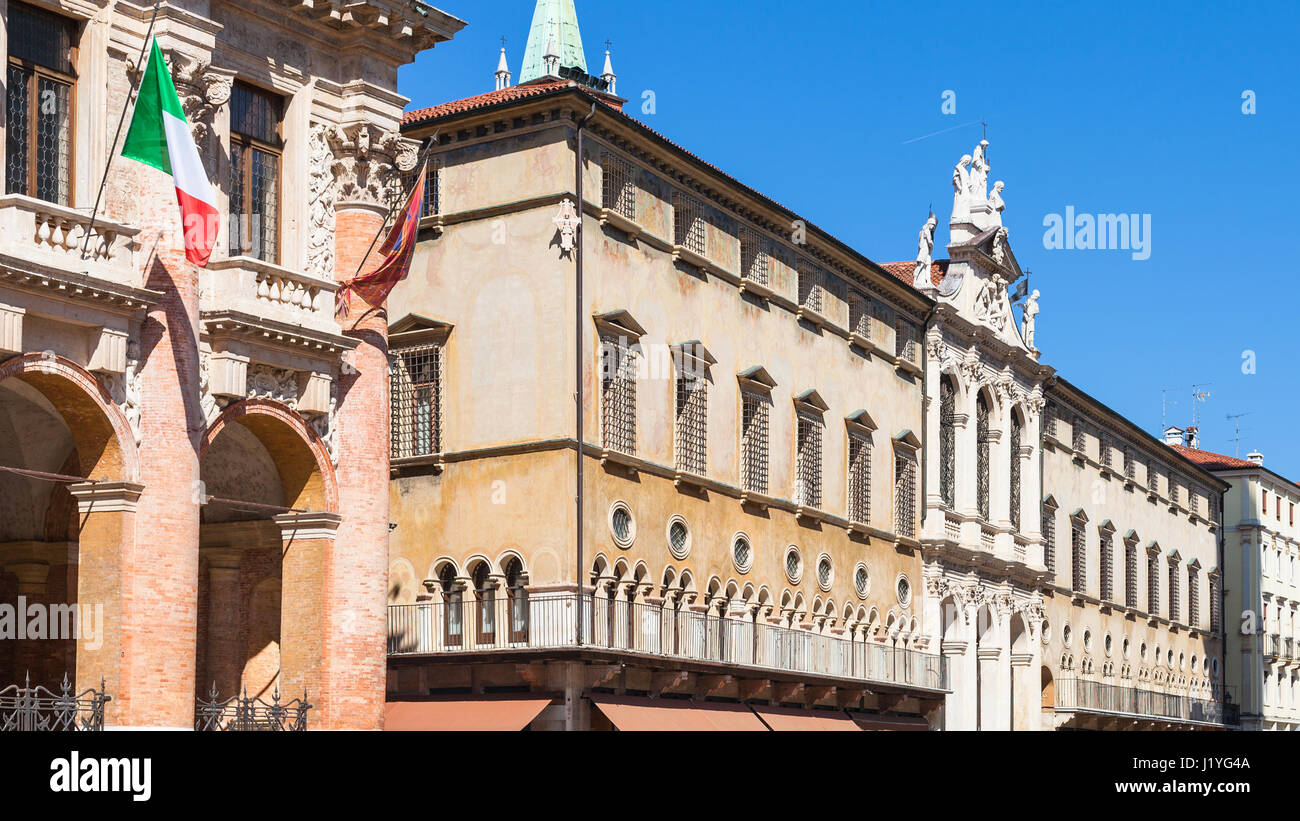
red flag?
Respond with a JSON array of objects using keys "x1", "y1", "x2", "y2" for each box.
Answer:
[{"x1": 337, "y1": 159, "x2": 426, "y2": 317}]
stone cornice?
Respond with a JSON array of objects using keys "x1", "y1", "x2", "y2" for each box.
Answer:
[
  {"x1": 200, "y1": 309, "x2": 359, "y2": 355},
  {"x1": 0, "y1": 255, "x2": 161, "y2": 315}
]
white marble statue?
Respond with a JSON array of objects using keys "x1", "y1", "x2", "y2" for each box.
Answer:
[
  {"x1": 553, "y1": 198, "x2": 580, "y2": 253},
  {"x1": 952, "y1": 154, "x2": 973, "y2": 221},
  {"x1": 913, "y1": 212, "x2": 938, "y2": 290},
  {"x1": 989, "y1": 180, "x2": 1005, "y2": 224},
  {"x1": 1022, "y1": 289, "x2": 1040, "y2": 349},
  {"x1": 969, "y1": 140, "x2": 990, "y2": 200}
]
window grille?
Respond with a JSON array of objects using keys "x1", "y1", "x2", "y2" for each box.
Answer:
[
  {"x1": 1071, "y1": 520, "x2": 1086, "y2": 592},
  {"x1": 1100, "y1": 532, "x2": 1114, "y2": 601},
  {"x1": 940, "y1": 378, "x2": 956, "y2": 509},
  {"x1": 674, "y1": 370, "x2": 707, "y2": 475},
  {"x1": 794, "y1": 413, "x2": 822, "y2": 509},
  {"x1": 796, "y1": 258, "x2": 824, "y2": 313},
  {"x1": 672, "y1": 191, "x2": 705, "y2": 254},
  {"x1": 1072, "y1": 418, "x2": 1087, "y2": 453},
  {"x1": 5, "y1": 2, "x2": 76, "y2": 206},
  {"x1": 1010, "y1": 413, "x2": 1023, "y2": 531},
  {"x1": 1126, "y1": 542, "x2": 1139, "y2": 608},
  {"x1": 392, "y1": 156, "x2": 438, "y2": 217},
  {"x1": 1101, "y1": 438, "x2": 1114, "y2": 469},
  {"x1": 1169, "y1": 476, "x2": 1181, "y2": 506},
  {"x1": 1188, "y1": 568, "x2": 1200, "y2": 628},
  {"x1": 1042, "y1": 505, "x2": 1056, "y2": 574},
  {"x1": 1124, "y1": 448, "x2": 1136, "y2": 480},
  {"x1": 1189, "y1": 487, "x2": 1201, "y2": 515},
  {"x1": 894, "y1": 452, "x2": 917, "y2": 539},
  {"x1": 740, "y1": 391, "x2": 769, "y2": 495},
  {"x1": 977, "y1": 394, "x2": 991, "y2": 521},
  {"x1": 391, "y1": 343, "x2": 443, "y2": 459},
  {"x1": 1044, "y1": 403, "x2": 1059, "y2": 438},
  {"x1": 847, "y1": 432, "x2": 871, "y2": 524},
  {"x1": 1209, "y1": 577, "x2": 1221, "y2": 632},
  {"x1": 739, "y1": 226, "x2": 769, "y2": 286},
  {"x1": 600, "y1": 335, "x2": 637, "y2": 454},
  {"x1": 894, "y1": 318, "x2": 917, "y2": 361},
  {"x1": 848, "y1": 290, "x2": 870, "y2": 337},
  {"x1": 229, "y1": 82, "x2": 282, "y2": 263},
  {"x1": 1168, "y1": 559, "x2": 1180, "y2": 622},
  {"x1": 602, "y1": 151, "x2": 635, "y2": 219},
  {"x1": 1147, "y1": 551, "x2": 1160, "y2": 614}
]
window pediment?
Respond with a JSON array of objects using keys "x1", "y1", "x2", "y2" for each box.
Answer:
[{"x1": 593, "y1": 309, "x2": 646, "y2": 339}]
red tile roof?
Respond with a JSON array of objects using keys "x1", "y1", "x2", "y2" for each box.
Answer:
[
  {"x1": 879, "y1": 259, "x2": 949, "y2": 288},
  {"x1": 403, "y1": 80, "x2": 622, "y2": 125},
  {"x1": 1168, "y1": 444, "x2": 1261, "y2": 471}
]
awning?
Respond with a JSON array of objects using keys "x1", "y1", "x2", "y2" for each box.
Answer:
[
  {"x1": 751, "y1": 705, "x2": 863, "y2": 731},
  {"x1": 385, "y1": 698, "x2": 553, "y2": 731},
  {"x1": 851, "y1": 713, "x2": 932, "y2": 731},
  {"x1": 591, "y1": 695, "x2": 769, "y2": 731}
]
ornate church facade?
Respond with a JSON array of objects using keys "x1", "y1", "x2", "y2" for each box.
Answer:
[{"x1": 0, "y1": 0, "x2": 463, "y2": 728}]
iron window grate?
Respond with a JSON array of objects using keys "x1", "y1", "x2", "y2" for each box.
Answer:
[
  {"x1": 672, "y1": 191, "x2": 706, "y2": 254},
  {"x1": 1072, "y1": 418, "x2": 1087, "y2": 453},
  {"x1": 1100, "y1": 533, "x2": 1114, "y2": 601},
  {"x1": 1071, "y1": 521, "x2": 1086, "y2": 592},
  {"x1": 602, "y1": 151, "x2": 635, "y2": 220},
  {"x1": 674, "y1": 371, "x2": 707, "y2": 475},
  {"x1": 1124, "y1": 448, "x2": 1136, "y2": 480},
  {"x1": 848, "y1": 290, "x2": 871, "y2": 338},
  {"x1": 1042, "y1": 506, "x2": 1056, "y2": 574},
  {"x1": 796, "y1": 259, "x2": 824, "y2": 314},
  {"x1": 1010, "y1": 414, "x2": 1023, "y2": 531},
  {"x1": 940, "y1": 378, "x2": 956, "y2": 509},
  {"x1": 1126, "y1": 543, "x2": 1139, "y2": 608},
  {"x1": 739, "y1": 226, "x2": 769, "y2": 286},
  {"x1": 1147, "y1": 553, "x2": 1160, "y2": 614},
  {"x1": 794, "y1": 412, "x2": 823, "y2": 509},
  {"x1": 6, "y1": 3, "x2": 76, "y2": 206},
  {"x1": 894, "y1": 318, "x2": 917, "y2": 361},
  {"x1": 1167, "y1": 561, "x2": 1180, "y2": 622},
  {"x1": 847, "y1": 433, "x2": 871, "y2": 524},
  {"x1": 391, "y1": 343, "x2": 444, "y2": 459},
  {"x1": 1209, "y1": 578, "x2": 1221, "y2": 632},
  {"x1": 740, "y1": 391, "x2": 769, "y2": 495},
  {"x1": 894, "y1": 452, "x2": 917, "y2": 539},
  {"x1": 1188, "y1": 569, "x2": 1200, "y2": 628},
  {"x1": 977, "y1": 394, "x2": 991, "y2": 521},
  {"x1": 600, "y1": 335, "x2": 637, "y2": 455}
]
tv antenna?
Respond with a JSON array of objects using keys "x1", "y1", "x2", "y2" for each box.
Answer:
[
  {"x1": 1191, "y1": 383, "x2": 1213, "y2": 430},
  {"x1": 1161, "y1": 389, "x2": 1178, "y2": 433},
  {"x1": 1226, "y1": 412, "x2": 1252, "y2": 458}
]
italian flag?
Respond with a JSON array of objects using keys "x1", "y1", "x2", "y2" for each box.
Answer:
[{"x1": 121, "y1": 38, "x2": 219, "y2": 267}]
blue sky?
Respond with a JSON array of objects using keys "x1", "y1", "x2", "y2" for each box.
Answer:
[{"x1": 403, "y1": 0, "x2": 1299, "y2": 480}]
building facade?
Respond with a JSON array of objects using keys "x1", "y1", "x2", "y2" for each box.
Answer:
[
  {"x1": 1174, "y1": 441, "x2": 1299, "y2": 730},
  {"x1": 0, "y1": 0, "x2": 463, "y2": 728},
  {"x1": 384, "y1": 1, "x2": 947, "y2": 731}
]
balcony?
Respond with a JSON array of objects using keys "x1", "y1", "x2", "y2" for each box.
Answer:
[
  {"x1": 0, "y1": 195, "x2": 140, "y2": 287},
  {"x1": 1266, "y1": 633, "x2": 1281, "y2": 661},
  {"x1": 388, "y1": 593, "x2": 948, "y2": 693},
  {"x1": 1055, "y1": 677, "x2": 1233, "y2": 727},
  {"x1": 203, "y1": 256, "x2": 341, "y2": 336}
]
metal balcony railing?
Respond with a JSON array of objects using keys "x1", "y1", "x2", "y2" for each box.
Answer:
[
  {"x1": 1266, "y1": 634, "x2": 1281, "y2": 659},
  {"x1": 1055, "y1": 677, "x2": 1232, "y2": 726},
  {"x1": 0, "y1": 673, "x2": 109, "y2": 731},
  {"x1": 388, "y1": 592, "x2": 948, "y2": 692}
]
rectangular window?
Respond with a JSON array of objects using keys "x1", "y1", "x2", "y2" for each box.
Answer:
[
  {"x1": 1100, "y1": 438, "x2": 1114, "y2": 469},
  {"x1": 894, "y1": 318, "x2": 917, "y2": 362},
  {"x1": 740, "y1": 391, "x2": 769, "y2": 495},
  {"x1": 739, "y1": 226, "x2": 769, "y2": 286},
  {"x1": 672, "y1": 190, "x2": 705, "y2": 254},
  {"x1": 1209, "y1": 577, "x2": 1221, "y2": 632},
  {"x1": 1072, "y1": 418, "x2": 1087, "y2": 453},
  {"x1": 847, "y1": 432, "x2": 871, "y2": 524},
  {"x1": 1148, "y1": 551, "x2": 1160, "y2": 614},
  {"x1": 894, "y1": 451, "x2": 917, "y2": 539},
  {"x1": 796, "y1": 258, "x2": 824, "y2": 314},
  {"x1": 602, "y1": 151, "x2": 635, "y2": 220},
  {"x1": 390, "y1": 343, "x2": 443, "y2": 459},
  {"x1": 599, "y1": 335, "x2": 637, "y2": 454},
  {"x1": 5, "y1": 2, "x2": 77, "y2": 206},
  {"x1": 793, "y1": 413, "x2": 822, "y2": 509},
  {"x1": 1188, "y1": 569, "x2": 1200, "y2": 628},
  {"x1": 1071, "y1": 521, "x2": 1086, "y2": 592},
  {"x1": 674, "y1": 368, "x2": 707, "y2": 476},
  {"x1": 848, "y1": 290, "x2": 870, "y2": 338},
  {"x1": 393, "y1": 155, "x2": 439, "y2": 218},
  {"x1": 1042, "y1": 506, "x2": 1056, "y2": 574},
  {"x1": 229, "y1": 82, "x2": 282, "y2": 262},
  {"x1": 1168, "y1": 561, "x2": 1180, "y2": 622},
  {"x1": 1126, "y1": 542, "x2": 1139, "y2": 608},
  {"x1": 1100, "y1": 533, "x2": 1114, "y2": 602},
  {"x1": 1044, "y1": 403, "x2": 1059, "y2": 439},
  {"x1": 1124, "y1": 448, "x2": 1135, "y2": 480},
  {"x1": 1169, "y1": 476, "x2": 1180, "y2": 506}
]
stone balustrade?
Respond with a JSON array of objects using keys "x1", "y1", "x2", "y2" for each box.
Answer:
[
  {"x1": 203, "y1": 256, "x2": 341, "y2": 334},
  {"x1": 0, "y1": 194, "x2": 139, "y2": 286}
]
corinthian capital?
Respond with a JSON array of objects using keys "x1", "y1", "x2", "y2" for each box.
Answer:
[{"x1": 326, "y1": 123, "x2": 418, "y2": 208}]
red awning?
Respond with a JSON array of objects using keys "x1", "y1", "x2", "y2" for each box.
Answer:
[
  {"x1": 591, "y1": 695, "x2": 769, "y2": 731},
  {"x1": 385, "y1": 698, "x2": 553, "y2": 731},
  {"x1": 851, "y1": 713, "x2": 932, "y2": 731},
  {"x1": 751, "y1": 705, "x2": 864, "y2": 731}
]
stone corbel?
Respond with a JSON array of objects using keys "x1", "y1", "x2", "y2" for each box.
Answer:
[
  {"x1": 297, "y1": 371, "x2": 333, "y2": 415},
  {"x1": 0, "y1": 305, "x2": 24, "y2": 356},
  {"x1": 87, "y1": 327, "x2": 128, "y2": 375}
]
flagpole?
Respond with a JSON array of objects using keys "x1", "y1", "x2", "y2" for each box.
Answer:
[
  {"x1": 80, "y1": 2, "x2": 161, "y2": 263},
  {"x1": 350, "y1": 134, "x2": 437, "y2": 279}
]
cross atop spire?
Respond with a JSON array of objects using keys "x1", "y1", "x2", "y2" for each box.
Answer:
[{"x1": 519, "y1": 0, "x2": 588, "y2": 84}]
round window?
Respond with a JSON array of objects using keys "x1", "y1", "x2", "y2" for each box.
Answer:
[
  {"x1": 732, "y1": 533, "x2": 753, "y2": 574},
  {"x1": 1104, "y1": 633, "x2": 1113, "y2": 656},
  {"x1": 666, "y1": 516, "x2": 690, "y2": 560},
  {"x1": 784, "y1": 547, "x2": 803, "y2": 584},
  {"x1": 816, "y1": 554, "x2": 833, "y2": 591},
  {"x1": 1083, "y1": 629, "x2": 1093, "y2": 652},
  {"x1": 1063, "y1": 625, "x2": 1072, "y2": 647},
  {"x1": 608, "y1": 502, "x2": 635, "y2": 549},
  {"x1": 896, "y1": 575, "x2": 912, "y2": 607},
  {"x1": 853, "y1": 564, "x2": 870, "y2": 599},
  {"x1": 1041, "y1": 620, "x2": 1052, "y2": 645}
]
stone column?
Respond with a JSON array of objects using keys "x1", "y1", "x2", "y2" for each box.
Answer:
[
  {"x1": 942, "y1": 637, "x2": 975, "y2": 730},
  {"x1": 275, "y1": 512, "x2": 341, "y2": 723},
  {"x1": 978, "y1": 644, "x2": 1009, "y2": 730},
  {"x1": 201, "y1": 548, "x2": 242, "y2": 700},
  {"x1": 67, "y1": 481, "x2": 143, "y2": 724}
]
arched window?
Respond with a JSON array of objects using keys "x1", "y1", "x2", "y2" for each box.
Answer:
[
  {"x1": 438, "y1": 564, "x2": 463, "y2": 648},
  {"x1": 976, "y1": 392, "x2": 991, "y2": 521},
  {"x1": 472, "y1": 563, "x2": 495, "y2": 644},
  {"x1": 504, "y1": 557, "x2": 528, "y2": 644},
  {"x1": 939, "y1": 378, "x2": 956, "y2": 509},
  {"x1": 1010, "y1": 410, "x2": 1023, "y2": 531}
]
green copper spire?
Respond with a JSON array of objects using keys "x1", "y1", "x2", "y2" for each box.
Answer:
[{"x1": 519, "y1": 0, "x2": 587, "y2": 84}]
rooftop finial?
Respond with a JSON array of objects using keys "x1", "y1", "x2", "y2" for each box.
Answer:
[
  {"x1": 495, "y1": 36, "x2": 512, "y2": 91},
  {"x1": 601, "y1": 40, "x2": 616, "y2": 95}
]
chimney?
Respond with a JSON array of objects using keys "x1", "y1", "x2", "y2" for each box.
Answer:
[
  {"x1": 1163, "y1": 426, "x2": 1184, "y2": 447},
  {"x1": 1183, "y1": 425, "x2": 1199, "y2": 449},
  {"x1": 1247, "y1": 451, "x2": 1264, "y2": 466}
]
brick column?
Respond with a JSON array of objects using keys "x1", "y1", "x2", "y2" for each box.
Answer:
[
  {"x1": 329, "y1": 201, "x2": 391, "y2": 729},
  {"x1": 201, "y1": 548, "x2": 242, "y2": 700},
  {"x1": 275, "y1": 512, "x2": 342, "y2": 719},
  {"x1": 67, "y1": 481, "x2": 143, "y2": 723}
]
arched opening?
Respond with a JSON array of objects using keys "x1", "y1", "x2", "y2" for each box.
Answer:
[
  {"x1": 197, "y1": 400, "x2": 337, "y2": 704},
  {"x1": 0, "y1": 355, "x2": 135, "y2": 695},
  {"x1": 1041, "y1": 665, "x2": 1056, "y2": 710}
]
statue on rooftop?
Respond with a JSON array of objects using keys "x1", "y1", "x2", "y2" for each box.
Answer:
[{"x1": 913, "y1": 212, "x2": 938, "y2": 291}]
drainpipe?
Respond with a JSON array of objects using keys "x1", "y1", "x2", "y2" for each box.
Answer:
[{"x1": 574, "y1": 102, "x2": 597, "y2": 649}]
